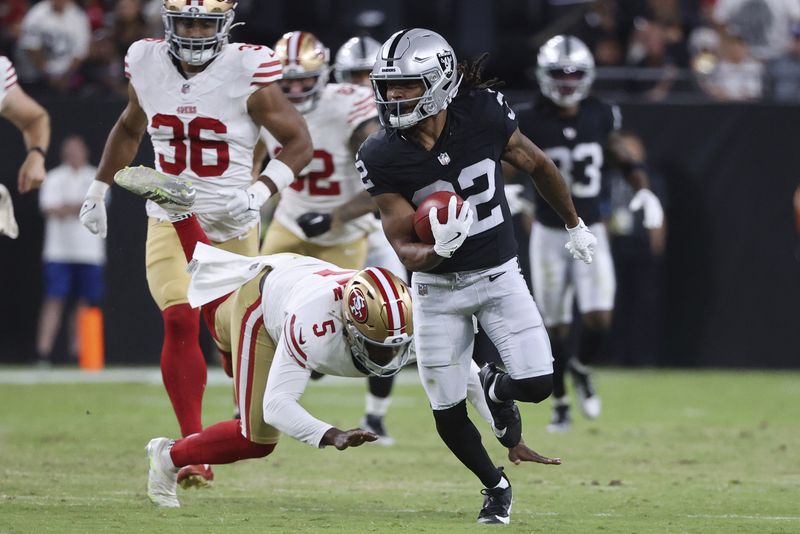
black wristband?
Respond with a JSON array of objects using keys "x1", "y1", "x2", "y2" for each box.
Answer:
[{"x1": 28, "y1": 146, "x2": 47, "y2": 158}]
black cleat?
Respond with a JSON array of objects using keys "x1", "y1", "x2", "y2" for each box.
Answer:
[
  {"x1": 569, "y1": 358, "x2": 601, "y2": 419},
  {"x1": 546, "y1": 401, "x2": 572, "y2": 433},
  {"x1": 477, "y1": 468, "x2": 513, "y2": 525},
  {"x1": 478, "y1": 363, "x2": 522, "y2": 448},
  {"x1": 310, "y1": 370, "x2": 326, "y2": 381}
]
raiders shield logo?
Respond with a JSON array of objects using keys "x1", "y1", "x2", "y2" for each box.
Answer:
[{"x1": 437, "y1": 51, "x2": 454, "y2": 77}]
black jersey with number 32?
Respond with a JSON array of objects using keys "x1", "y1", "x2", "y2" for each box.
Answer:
[
  {"x1": 516, "y1": 96, "x2": 621, "y2": 228},
  {"x1": 357, "y1": 89, "x2": 519, "y2": 274}
]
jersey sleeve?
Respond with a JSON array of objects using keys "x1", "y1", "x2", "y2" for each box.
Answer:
[
  {"x1": 0, "y1": 56, "x2": 18, "y2": 109},
  {"x1": 356, "y1": 133, "x2": 398, "y2": 197},
  {"x1": 239, "y1": 44, "x2": 282, "y2": 94},
  {"x1": 478, "y1": 89, "x2": 519, "y2": 146},
  {"x1": 344, "y1": 84, "x2": 378, "y2": 133},
  {"x1": 124, "y1": 39, "x2": 155, "y2": 91}
]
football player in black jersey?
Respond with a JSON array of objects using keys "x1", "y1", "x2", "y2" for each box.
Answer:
[
  {"x1": 517, "y1": 35, "x2": 665, "y2": 432},
  {"x1": 357, "y1": 28, "x2": 597, "y2": 525}
]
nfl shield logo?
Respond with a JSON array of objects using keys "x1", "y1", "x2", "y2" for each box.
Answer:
[
  {"x1": 438, "y1": 152, "x2": 450, "y2": 166},
  {"x1": 182, "y1": 83, "x2": 191, "y2": 94},
  {"x1": 417, "y1": 283, "x2": 428, "y2": 296}
]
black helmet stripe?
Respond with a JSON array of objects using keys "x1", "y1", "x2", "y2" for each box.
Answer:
[{"x1": 386, "y1": 28, "x2": 412, "y2": 66}]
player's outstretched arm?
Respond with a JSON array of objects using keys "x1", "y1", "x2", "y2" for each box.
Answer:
[
  {"x1": 247, "y1": 84, "x2": 313, "y2": 195},
  {"x1": 79, "y1": 83, "x2": 147, "y2": 238},
  {"x1": 607, "y1": 131, "x2": 664, "y2": 229},
  {"x1": 1, "y1": 86, "x2": 50, "y2": 193}
]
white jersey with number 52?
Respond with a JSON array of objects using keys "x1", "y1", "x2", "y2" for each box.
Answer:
[
  {"x1": 125, "y1": 39, "x2": 281, "y2": 241},
  {"x1": 262, "y1": 83, "x2": 378, "y2": 246}
]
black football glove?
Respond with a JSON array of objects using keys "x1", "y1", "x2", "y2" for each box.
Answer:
[{"x1": 297, "y1": 212, "x2": 333, "y2": 238}]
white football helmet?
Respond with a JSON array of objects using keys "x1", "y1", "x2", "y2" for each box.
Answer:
[
  {"x1": 333, "y1": 35, "x2": 381, "y2": 84},
  {"x1": 342, "y1": 267, "x2": 413, "y2": 377},
  {"x1": 162, "y1": 0, "x2": 237, "y2": 66},
  {"x1": 274, "y1": 31, "x2": 330, "y2": 114},
  {"x1": 370, "y1": 28, "x2": 462, "y2": 129},
  {"x1": 536, "y1": 35, "x2": 596, "y2": 107}
]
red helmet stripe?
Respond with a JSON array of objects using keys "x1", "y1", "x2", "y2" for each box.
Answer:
[
  {"x1": 376, "y1": 268, "x2": 405, "y2": 333},
  {"x1": 364, "y1": 267, "x2": 405, "y2": 335}
]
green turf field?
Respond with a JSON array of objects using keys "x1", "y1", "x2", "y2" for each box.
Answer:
[{"x1": 0, "y1": 368, "x2": 798, "y2": 533}]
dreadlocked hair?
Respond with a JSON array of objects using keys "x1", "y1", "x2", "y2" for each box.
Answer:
[{"x1": 456, "y1": 53, "x2": 504, "y2": 95}]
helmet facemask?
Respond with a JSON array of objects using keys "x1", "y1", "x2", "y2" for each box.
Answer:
[
  {"x1": 162, "y1": 4, "x2": 235, "y2": 66},
  {"x1": 279, "y1": 68, "x2": 329, "y2": 114},
  {"x1": 274, "y1": 31, "x2": 330, "y2": 114},
  {"x1": 342, "y1": 268, "x2": 413, "y2": 377},
  {"x1": 371, "y1": 68, "x2": 462, "y2": 129}
]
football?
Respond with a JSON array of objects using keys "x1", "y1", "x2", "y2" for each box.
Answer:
[{"x1": 413, "y1": 191, "x2": 465, "y2": 244}]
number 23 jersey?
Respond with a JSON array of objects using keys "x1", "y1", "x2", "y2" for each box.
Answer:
[
  {"x1": 125, "y1": 39, "x2": 281, "y2": 242},
  {"x1": 358, "y1": 89, "x2": 519, "y2": 274},
  {"x1": 516, "y1": 96, "x2": 620, "y2": 228}
]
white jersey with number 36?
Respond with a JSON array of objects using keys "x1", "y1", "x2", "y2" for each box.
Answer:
[
  {"x1": 262, "y1": 83, "x2": 378, "y2": 246},
  {"x1": 125, "y1": 39, "x2": 281, "y2": 241}
]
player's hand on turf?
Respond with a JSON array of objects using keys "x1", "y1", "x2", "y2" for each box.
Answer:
[
  {"x1": 80, "y1": 180, "x2": 110, "y2": 238},
  {"x1": 507, "y1": 440, "x2": 562, "y2": 466},
  {"x1": 565, "y1": 217, "x2": 597, "y2": 264},
  {"x1": 221, "y1": 181, "x2": 271, "y2": 223},
  {"x1": 323, "y1": 428, "x2": 379, "y2": 450},
  {"x1": 297, "y1": 212, "x2": 332, "y2": 238},
  {"x1": 629, "y1": 188, "x2": 664, "y2": 229},
  {"x1": 431, "y1": 196, "x2": 473, "y2": 258}
]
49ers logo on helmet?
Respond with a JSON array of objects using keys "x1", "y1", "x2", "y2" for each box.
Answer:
[{"x1": 348, "y1": 288, "x2": 368, "y2": 323}]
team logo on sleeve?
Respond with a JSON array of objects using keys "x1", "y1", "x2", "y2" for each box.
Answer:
[
  {"x1": 348, "y1": 288, "x2": 368, "y2": 323},
  {"x1": 437, "y1": 51, "x2": 454, "y2": 77}
]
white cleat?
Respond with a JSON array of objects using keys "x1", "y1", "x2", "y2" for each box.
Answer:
[
  {"x1": 0, "y1": 184, "x2": 19, "y2": 239},
  {"x1": 146, "y1": 437, "x2": 180, "y2": 508},
  {"x1": 114, "y1": 166, "x2": 196, "y2": 210},
  {"x1": 578, "y1": 393, "x2": 602, "y2": 419}
]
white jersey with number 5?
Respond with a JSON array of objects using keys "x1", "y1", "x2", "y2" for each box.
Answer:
[
  {"x1": 262, "y1": 83, "x2": 378, "y2": 246},
  {"x1": 0, "y1": 56, "x2": 19, "y2": 109},
  {"x1": 125, "y1": 39, "x2": 281, "y2": 242}
]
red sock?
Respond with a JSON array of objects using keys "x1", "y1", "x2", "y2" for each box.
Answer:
[
  {"x1": 170, "y1": 420, "x2": 276, "y2": 466},
  {"x1": 161, "y1": 304, "x2": 206, "y2": 437}
]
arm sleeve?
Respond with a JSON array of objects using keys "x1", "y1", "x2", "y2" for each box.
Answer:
[
  {"x1": 345, "y1": 85, "x2": 378, "y2": 136},
  {"x1": 262, "y1": 333, "x2": 334, "y2": 448},
  {"x1": 0, "y1": 56, "x2": 17, "y2": 109},
  {"x1": 244, "y1": 45, "x2": 282, "y2": 95},
  {"x1": 482, "y1": 90, "x2": 519, "y2": 146},
  {"x1": 356, "y1": 140, "x2": 397, "y2": 197}
]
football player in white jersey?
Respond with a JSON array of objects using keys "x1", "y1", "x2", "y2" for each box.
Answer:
[
  {"x1": 78, "y1": 0, "x2": 312, "y2": 488},
  {"x1": 0, "y1": 55, "x2": 50, "y2": 238},
  {"x1": 128, "y1": 177, "x2": 558, "y2": 508},
  {"x1": 259, "y1": 31, "x2": 380, "y2": 270}
]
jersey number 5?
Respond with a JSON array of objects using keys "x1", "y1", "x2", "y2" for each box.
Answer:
[{"x1": 152, "y1": 114, "x2": 230, "y2": 177}]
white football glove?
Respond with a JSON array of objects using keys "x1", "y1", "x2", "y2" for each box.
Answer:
[
  {"x1": 565, "y1": 217, "x2": 597, "y2": 264},
  {"x1": 221, "y1": 181, "x2": 271, "y2": 223},
  {"x1": 504, "y1": 183, "x2": 534, "y2": 217},
  {"x1": 79, "y1": 180, "x2": 110, "y2": 238},
  {"x1": 430, "y1": 196, "x2": 473, "y2": 258},
  {"x1": 629, "y1": 188, "x2": 664, "y2": 229}
]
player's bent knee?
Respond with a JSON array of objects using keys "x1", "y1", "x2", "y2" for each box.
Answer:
[
  {"x1": 432, "y1": 399, "x2": 469, "y2": 432},
  {"x1": 508, "y1": 374, "x2": 553, "y2": 404},
  {"x1": 162, "y1": 304, "x2": 200, "y2": 337}
]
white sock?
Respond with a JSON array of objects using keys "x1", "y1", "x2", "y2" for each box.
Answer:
[
  {"x1": 365, "y1": 393, "x2": 391, "y2": 417},
  {"x1": 492, "y1": 475, "x2": 510, "y2": 490}
]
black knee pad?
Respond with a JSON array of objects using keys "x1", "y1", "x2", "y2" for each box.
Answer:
[{"x1": 501, "y1": 374, "x2": 553, "y2": 403}]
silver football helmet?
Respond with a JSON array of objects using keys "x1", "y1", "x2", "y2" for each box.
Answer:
[
  {"x1": 162, "y1": 0, "x2": 237, "y2": 66},
  {"x1": 536, "y1": 35, "x2": 596, "y2": 107},
  {"x1": 333, "y1": 35, "x2": 381, "y2": 83},
  {"x1": 370, "y1": 28, "x2": 462, "y2": 129}
]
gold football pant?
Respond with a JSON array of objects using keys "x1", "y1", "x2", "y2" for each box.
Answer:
[{"x1": 260, "y1": 219, "x2": 368, "y2": 270}]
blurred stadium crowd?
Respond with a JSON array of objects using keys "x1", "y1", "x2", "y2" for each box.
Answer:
[{"x1": 2, "y1": 0, "x2": 800, "y2": 101}]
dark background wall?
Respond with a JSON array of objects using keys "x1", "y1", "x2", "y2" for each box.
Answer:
[{"x1": 1, "y1": 96, "x2": 799, "y2": 367}]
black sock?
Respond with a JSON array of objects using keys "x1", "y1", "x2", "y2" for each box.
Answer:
[
  {"x1": 578, "y1": 327, "x2": 606, "y2": 365},
  {"x1": 493, "y1": 373, "x2": 553, "y2": 404},
  {"x1": 432, "y1": 400, "x2": 502, "y2": 488},
  {"x1": 550, "y1": 335, "x2": 568, "y2": 399},
  {"x1": 367, "y1": 375, "x2": 394, "y2": 398}
]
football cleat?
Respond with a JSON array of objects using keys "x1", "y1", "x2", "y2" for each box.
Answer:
[
  {"x1": 477, "y1": 468, "x2": 513, "y2": 525},
  {"x1": 546, "y1": 398, "x2": 572, "y2": 433},
  {"x1": 0, "y1": 183, "x2": 19, "y2": 239},
  {"x1": 177, "y1": 464, "x2": 214, "y2": 489},
  {"x1": 570, "y1": 358, "x2": 601, "y2": 419},
  {"x1": 478, "y1": 363, "x2": 522, "y2": 448},
  {"x1": 145, "y1": 437, "x2": 179, "y2": 508},
  {"x1": 360, "y1": 414, "x2": 395, "y2": 446},
  {"x1": 113, "y1": 166, "x2": 196, "y2": 210}
]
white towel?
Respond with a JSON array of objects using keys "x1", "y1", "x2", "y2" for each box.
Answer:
[
  {"x1": 0, "y1": 184, "x2": 19, "y2": 239},
  {"x1": 186, "y1": 243, "x2": 271, "y2": 308}
]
